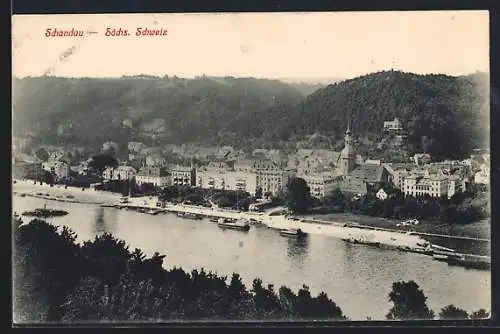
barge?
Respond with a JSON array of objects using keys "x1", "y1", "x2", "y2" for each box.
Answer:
[
  {"x1": 279, "y1": 228, "x2": 307, "y2": 238},
  {"x1": 176, "y1": 212, "x2": 203, "y2": 220},
  {"x1": 217, "y1": 218, "x2": 250, "y2": 231}
]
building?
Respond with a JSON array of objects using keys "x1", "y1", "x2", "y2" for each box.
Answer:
[
  {"x1": 474, "y1": 166, "x2": 489, "y2": 185},
  {"x1": 365, "y1": 159, "x2": 381, "y2": 166},
  {"x1": 170, "y1": 165, "x2": 196, "y2": 186},
  {"x1": 413, "y1": 153, "x2": 432, "y2": 166},
  {"x1": 128, "y1": 141, "x2": 146, "y2": 153},
  {"x1": 339, "y1": 177, "x2": 369, "y2": 196},
  {"x1": 376, "y1": 188, "x2": 388, "y2": 200},
  {"x1": 13, "y1": 162, "x2": 44, "y2": 180},
  {"x1": 339, "y1": 126, "x2": 357, "y2": 175},
  {"x1": 42, "y1": 160, "x2": 71, "y2": 180},
  {"x1": 403, "y1": 174, "x2": 448, "y2": 198},
  {"x1": 196, "y1": 164, "x2": 257, "y2": 195},
  {"x1": 103, "y1": 165, "x2": 137, "y2": 182},
  {"x1": 145, "y1": 155, "x2": 166, "y2": 167},
  {"x1": 383, "y1": 117, "x2": 403, "y2": 132},
  {"x1": 136, "y1": 166, "x2": 170, "y2": 187},
  {"x1": 301, "y1": 173, "x2": 341, "y2": 199},
  {"x1": 251, "y1": 158, "x2": 295, "y2": 197},
  {"x1": 348, "y1": 164, "x2": 389, "y2": 187},
  {"x1": 12, "y1": 136, "x2": 34, "y2": 152}
]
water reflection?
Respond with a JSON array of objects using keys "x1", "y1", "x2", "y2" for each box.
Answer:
[
  {"x1": 285, "y1": 235, "x2": 309, "y2": 268},
  {"x1": 92, "y1": 207, "x2": 117, "y2": 236}
]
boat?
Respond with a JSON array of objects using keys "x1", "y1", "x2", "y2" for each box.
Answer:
[
  {"x1": 341, "y1": 237, "x2": 380, "y2": 247},
  {"x1": 279, "y1": 228, "x2": 307, "y2": 237},
  {"x1": 177, "y1": 212, "x2": 204, "y2": 220},
  {"x1": 209, "y1": 217, "x2": 220, "y2": 223},
  {"x1": 446, "y1": 253, "x2": 491, "y2": 270},
  {"x1": 249, "y1": 218, "x2": 264, "y2": 226},
  {"x1": 146, "y1": 208, "x2": 162, "y2": 215},
  {"x1": 22, "y1": 207, "x2": 69, "y2": 218},
  {"x1": 217, "y1": 218, "x2": 250, "y2": 231},
  {"x1": 432, "y1": 251, "x2": 455, "y2": 262}
]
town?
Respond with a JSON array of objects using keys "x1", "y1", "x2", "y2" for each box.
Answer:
[{"x1": 12, "y1": 117, "x2": 490, "y2": 226}]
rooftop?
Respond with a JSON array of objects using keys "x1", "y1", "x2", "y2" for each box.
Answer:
[
  {"x1": 340, "y1": 177, "x2": 368, "y2": 195},
  {"x1": 348, "y1": 164, "x2": 387, "y2": 183}
]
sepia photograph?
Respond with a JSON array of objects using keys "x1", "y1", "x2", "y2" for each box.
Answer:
[{"x1": 12, "y1": 11, "x2": 491, "y2": 323}]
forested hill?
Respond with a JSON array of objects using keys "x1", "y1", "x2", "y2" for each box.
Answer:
[
  {"x1": 12, "y1": 75, "x2": 304, "y2": 148},
  {"x1": 271, "y1": 70, "x2": 489, "y2": 160},
  {"x1": 13, "y1": 71, "x2": 489, "y2": 160}
]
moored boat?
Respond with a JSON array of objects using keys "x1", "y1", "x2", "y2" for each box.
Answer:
[
  {"x1": 446, "y1": 253, "x2": 491, "y2": 270},
  {"x1": 341, "y1": 237, "x2": 380, "y2": 247},
  {"x1": 217, "y1": 218, "x2": 250, "y2": 231},
  {"x1": 279, "y1": 228, "x2": 307, "y2": 237},
  {"x1": 177, "y1": 211, "x2": 203, "y2": 220},
  {"x1": 22, "y1": 207, "x2": 69, "y2": 218}
]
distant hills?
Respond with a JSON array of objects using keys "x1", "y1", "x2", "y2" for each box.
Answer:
[{"x1": 12, "y1": 71, "x2": 489, "y2": 161}]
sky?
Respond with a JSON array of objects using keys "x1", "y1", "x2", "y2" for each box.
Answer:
[{"x1": 12, "y1": 11, "x2": 489, "y2": 81}]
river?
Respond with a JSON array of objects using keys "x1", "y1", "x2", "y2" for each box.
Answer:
[{"x1": 13, "y1": 195, "x2": 491, "y2": 320}]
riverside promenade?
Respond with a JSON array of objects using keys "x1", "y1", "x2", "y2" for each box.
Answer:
[{"x1": 11, "y1": 179, "x2": 435, "y2": 252}]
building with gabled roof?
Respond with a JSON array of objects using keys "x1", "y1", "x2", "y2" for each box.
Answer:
[{"x1": 340, "y1": 177, "x2": 369, "y2": 196}]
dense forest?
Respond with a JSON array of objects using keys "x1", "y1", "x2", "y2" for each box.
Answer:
[
  {"x1": 13, "y1": 70, "x2": 489, "y2": 160},
  {"x1": 276, "y1": 71, "x2": 489, "y2": 160},
  {"x1": 13, "y1": 218, "x2": 489, "y2": 323}
]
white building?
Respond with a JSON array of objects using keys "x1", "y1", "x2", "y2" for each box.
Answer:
[
  {"x1": 42, "y1": 160, "x2": 71, "y2": 179},
  {"x1": 136, "y1": 166, "x2": 171, "y2": 187},
  {"x1": 403, "y1": 174, "x2": 448, "y2": 198},
  {"x1": 170, "y1": 166, "x2": 196, "y2": 186},
  {"x1": 300, "y1": 172, "x2": 340, "y2": 199},
  {"x1": 251, "y1": 158, "x2": 295, "y2": 197},
  {"x1": 474, "y1": 166, "x2": 490, "y2": 185},
  {"x1": 103, "y1": 165, "x2": 137, "y2": 181},
  {"x1": 376, "y1": 188, "x2": 388, "y2": 200},
  {"x1": 196, "y1": 166, "x2": 257, "y2": 195},
  {"x1": 383, "y1": 117, "x2": 403, "y2": 132}
]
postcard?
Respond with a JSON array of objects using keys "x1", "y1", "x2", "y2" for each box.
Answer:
[{"x1": 12, "y1": 11, "x2": 491, "y2": 324}]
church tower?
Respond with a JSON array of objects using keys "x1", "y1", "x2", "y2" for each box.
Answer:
[{"x1": 340, "y1": 124, "x2": 356, "y2": 175}]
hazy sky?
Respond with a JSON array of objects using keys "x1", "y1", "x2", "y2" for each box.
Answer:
[{"x1": 12, "y1": 11, "x2": 489, "y2": 80}]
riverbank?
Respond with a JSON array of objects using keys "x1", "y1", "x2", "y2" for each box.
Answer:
[
  {"x1": 13, "y1": 179, "x2": 489, "y2": 257},
  {"x1": 13, "y1": 179, "x2": 121, "y2": 205},
  {"x1": 303, "y1": 212, "x2": 490, "y2": 241}
]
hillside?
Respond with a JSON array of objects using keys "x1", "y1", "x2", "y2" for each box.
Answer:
[
  {"x1": 273, "y1": 70, "x2": 489, "y2": 160},
  {"x1": 12, "y1": 75, "x2": 304, "y2": 149},
  {"x1": 12, "y1": 71, "x2": 489, "y2": 160}
]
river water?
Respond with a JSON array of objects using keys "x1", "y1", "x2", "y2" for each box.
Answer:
[{"x1": 13, "y1": 195, "x2": 491, "y2": 320}]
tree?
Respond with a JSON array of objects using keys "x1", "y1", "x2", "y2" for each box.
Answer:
[
  {"x1": 470, "y1": 309, "x2": 490, "y2": 320},
  {"x1": 386, "y1": 281, "x2": 435, "y2": 320},
  {"x1": 255, "y1": 187, "x2": 263, "y2": 200},
  {"x1": 88, "y1": 154, "x2": 118, "y2": 174},
  {"x1": 35, "y1": 148, "x2": 50, "y2": 161},
  {"x1": 439, "y1": 304, "x2": 469, "y2": 320},
  {"x1": 285, "y1": 177, "x2": 312, "y2": 214},
  {"x1": 159, "y1": 186, "x2": 179, "y2": 202},
  {"x1": 13, "y1": 219, "x2": 82, "y2": 322}
]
